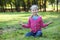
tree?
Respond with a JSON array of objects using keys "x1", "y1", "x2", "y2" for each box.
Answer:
[
  {"x1": 32, "y1": 0, "x2": 38, "y2": 5},
  {"x1": 0, "y1": 0, "x2": 6, "y2": 12},
  {"x1": 21, "y1": 0, "x2": 26, "y2": 11},
  {"x1": 7, "y1": 0, "x2": 13, "y2": 12},
  {"x1": 27, "y1": 0, "x2": 31, "y2": 11},
  {"x1": 13, "y1": 0, "x2": 21, "y2": 12},
  {"x1": 56, "y1": 0, "x2": 58, "y2": 12},
  {"x1": 43, "y1": 0, "x2": 46, "y2": 12},
  {"x1": 48, "y1": 0, "x2": 55, "y2": 11}
]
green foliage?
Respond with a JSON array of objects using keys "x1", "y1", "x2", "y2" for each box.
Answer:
[{"x1": 48, "y1": 0, "x2": 55, "y2": 4}]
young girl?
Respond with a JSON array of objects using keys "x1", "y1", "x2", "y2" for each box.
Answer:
[{"x1": 20, "y1": 5, "x2": 52, "y2": 37}]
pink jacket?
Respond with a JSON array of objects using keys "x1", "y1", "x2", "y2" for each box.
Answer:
[{"x1": 22, "y1": 16, "x2": 48, "y2": 33}]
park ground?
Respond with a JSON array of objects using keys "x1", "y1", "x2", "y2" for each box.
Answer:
[{"x1": 0, "y1": 12, "x2": 60, "y2": 40}]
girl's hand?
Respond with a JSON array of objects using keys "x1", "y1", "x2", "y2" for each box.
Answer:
[
  {"x1": 19, "y1": 22, "x2": 23, "y2": 25},
  {"x1": 18, "y1": 21, "x2": 23, "y2": 25},
  {"x1": 47, "y1": 21, "x2": 53, "y2": 25}
]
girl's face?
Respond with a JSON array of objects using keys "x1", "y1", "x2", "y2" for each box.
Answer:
[{"x1": 31, "y1": 9, "x2": 38, "y2": 15}]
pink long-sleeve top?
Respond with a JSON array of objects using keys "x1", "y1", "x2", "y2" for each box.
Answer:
[{"x1": 22, "y1": 16, "x2": 48, "y2": 33}]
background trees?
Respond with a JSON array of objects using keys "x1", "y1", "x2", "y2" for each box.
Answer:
[{"x1": 0, "y1": 0, "x2": 60, "y2": 12}]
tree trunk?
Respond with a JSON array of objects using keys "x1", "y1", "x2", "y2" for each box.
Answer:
[
  {"x1": 39, "y1": 0, "x2": 41, "y2": 11},
  {"x1": 22, "y1": 0, "x2": 26, "y2": 12},
  {"x1": 1, "y1": 6, "x2": 5, "y2": 12},
  {"x1": 27, "y1": 0, "x2": 31, "y2": 12},
  {"x1": 15, "y1": 6, "x2": 20, "y2": 12},
  {"x1": 56, "y1": 0, "x2": 58, "y2": 12},
  {"x1": 15, "y1": 0, "x2": 20, "y2": 12},
  {"x1": 43, "y1": 0, "x2": 46, "y2": 12},
  {"x1": 54, "y1": 2, "x2": 55, "y2": 11},
  {"x1": 10, "y1": 3, "x2": 13, "y2": 12}
]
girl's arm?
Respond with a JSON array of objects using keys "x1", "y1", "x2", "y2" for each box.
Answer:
[
  {"x1": 22, "y1": 18, "x2": 31, "y2": 28},
  {"x1": 40, "y1": 17, "x2": 52, "y2": 28}
]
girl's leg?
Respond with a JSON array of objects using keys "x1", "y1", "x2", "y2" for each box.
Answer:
[
  {"x1": 35, "y1": 30, "x2": 42, "y2": 37},
  {"x1": 25, "y1": 32, "x2": 34, "y2": 37}
]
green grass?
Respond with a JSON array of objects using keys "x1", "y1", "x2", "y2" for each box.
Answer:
[{"x1": 0, "y1": 12, "x2": 60, "y2": 40}]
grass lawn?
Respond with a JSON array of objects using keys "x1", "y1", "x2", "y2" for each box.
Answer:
[{"x1": 0, "y1": 12, "x2": 60, "y2": 40}]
